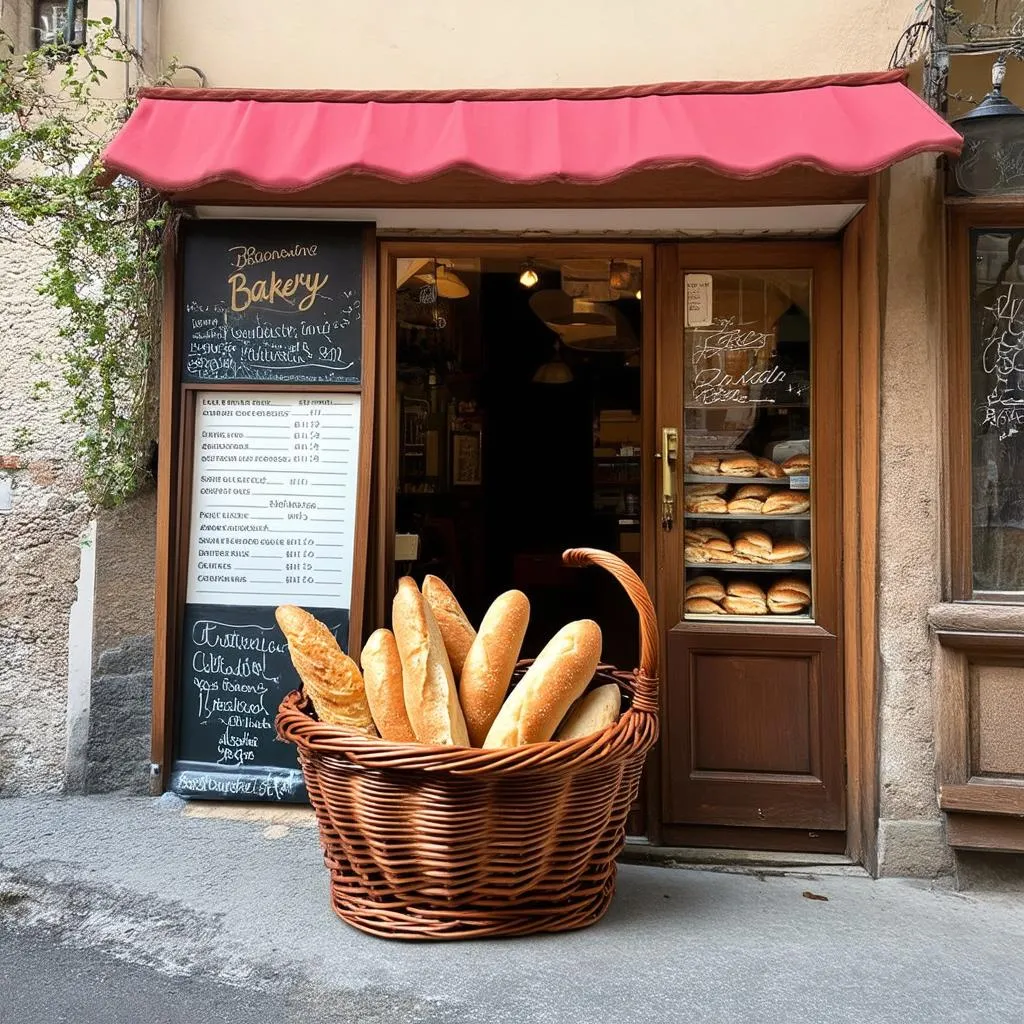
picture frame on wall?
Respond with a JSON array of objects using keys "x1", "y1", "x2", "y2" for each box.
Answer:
[{"x1": 452, "y1": 431, "x2": 482, "y2": 486}]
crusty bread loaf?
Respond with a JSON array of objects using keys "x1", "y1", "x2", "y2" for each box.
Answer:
[
  {"x1": 691, "y1": 526, "x2": 730, "y2": 543},
  {"x1": 686, "y1": 494, "x2": 729, "y2": 513},
  {"x1": 360, "y1": 628, "x2": 416, "y2": 742},
  {"x1": 727, "y1": 496, "x2": 765, "y2": 515},
  {"x1": 734, "y1": 530, "x2": 773, "y2": 561},
  {"x1": 555, "y1": 683, "x2": 622, "y2": 741},
  {"x1": 685, "y1": 575, "x2": 726, "y2": 601},
  {"x1": 688, "y1": 454, "x2": 720, "y2": 475},
  {"x1": 757, "y1": 457, "x2": 786, "y2": 479},
  {"x1": 686, "y1": 597, "x2": 726, "y2": 614},
  {"x1": 727, "y1": 580, "x2": 766, "y2": 601},
  {"x1": 393, "y1": 577, "x2": 469, "y2": 746},
  {"x1": 684, "y1": 544, "x2": 710, "y2": 564},
  {"x1": 723, "y1": 594, "x2": 768, "y2": 615},
  {"x1": 762, "y1": 490, "x2": 810, "y2": 515},
  {"x1": 482, "y1": 620, "x2": 601, "y2": 748},
  {"x1": 767, "y1": 539, "x2": 810, "y2": 563},
  {"x1": 275, "y1": 605, "x2": 376, "y2": 733},
  {"x1": 782, "y1": 453, "x2": 811, "y2": 476},
  {"x1": 768, "y1": 597, "x2": 809, "y2": 614},
  {"x1": 719, "y1": 453, "x2": 758, "y2": 476},
  {"x1": 734, "y1": 484, "x2": 773, "y2": 501},
  {"x1": 769, "y1": 577, "x2": 812, "y2": 600},
  {"x1": 688, "y1": 482, "x2": 729, "y2": 497},
  {"x1": 422, "y1": 575, "x2": 476, "y2": 678},
  {"x1": 459, "y1": 590, "x2": 530, "y2": 746}
]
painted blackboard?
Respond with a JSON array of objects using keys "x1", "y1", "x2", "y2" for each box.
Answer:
[
  {"x1": 170, "y1": 603, "x2": 349, "y2": 802},
  {"x1": 181, "y1": 220, "x2": 364, "y2": 385}
]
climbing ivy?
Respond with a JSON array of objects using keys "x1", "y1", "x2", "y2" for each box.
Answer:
[{"x1": 0, "y1": 19, "x2": 174, "y2": 506}]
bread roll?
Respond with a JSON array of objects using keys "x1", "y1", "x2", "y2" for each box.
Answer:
[
  {"x1": 757, "y1": 457, "x2": 786, "y2": 479},
  {"x1": 275, "y1": 605, "x2": 375, "y2": 734},
  {"x1": 393, "y1": 577, "x2": 470, "y2": 746},
  {"x1": 769, "y1": 577, "x2": 812, "y2": 600},
  {"x1": 686, "y1": 575, "x2": 726, "y2": 601},
  {"x1": 727, "y1": 580, "x2": 766, "y2": 601},
  {"x1": 768, "y1": 598, "x2": 808, "y2": 614},
  {"x1": 685, "y1": 494, "x2": 729, "y2": 514},
  {"x1": 719, "y1": 453, "x2": 758, "y2": 476},
  {"x1": 684, "y1": 530, "x2": 709, "y2": 545},
  {"x1": 688, "y1": 482, "x2": 729, "y2": 497},
  {"x1": 483, "y1": 620, "x2": 602, "y2": 748},
  {"x1": 459, "y1": 590, "x2": 530, "y2": 747},
  {"x1": 762, "y1": 491, "x2": 810, "y2": 515},
  {"x1": 360, "y1": 628, "x2": 416, "y2": 742},
  {"x1": 684, "y1": 544, "x2": 710, "y2": 564},
  {"x1": 686, "y1": 597, "x2": 726, "y2": 614},
  {"x1": 766, "y1": 539, "x2": 810, "y2": 563},
  {"x1": 734, "y1": 484, "x2": 773, "y2": 501},
  {"x1": 727, "y1": 496, "x2": 765, "y2": 515},
  {"x1": 723, "y1": 594, "x2": 768, "y2": 615},
  {"x1": 422, "y1": 575, "x2": 476, "y2": 678},
  {"x1": 782, "y1": 453, "x2": 811, "y2": 476},
  {"x1": 556, "y1": 683, "x2": 622, "y2": 741},
  {"x1": 692, "y1": 526, "x2": 730, "y2": 543},
  {"x1": 734, "y1": 530, "x2": 773, "y2": 562},
  {"x1": 689, "y1": 454, "x2": 720, "y2": 475}
]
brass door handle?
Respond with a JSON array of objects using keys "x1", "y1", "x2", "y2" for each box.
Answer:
[{"x1": 661, "y1": 427, "x2": 679, "y2": 531}]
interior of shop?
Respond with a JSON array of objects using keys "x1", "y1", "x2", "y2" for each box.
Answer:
[{"x1": 393, "y1": 255, "x2": 643, "y2": 668}]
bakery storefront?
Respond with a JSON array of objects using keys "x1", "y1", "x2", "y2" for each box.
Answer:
[{"x1": 101, "y1": 73, "x2": 960, "y2": 859}]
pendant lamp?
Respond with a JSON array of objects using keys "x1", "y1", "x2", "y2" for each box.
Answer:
[{"x1": 532, "y1": 342, "x2": 574, "y2": 384}]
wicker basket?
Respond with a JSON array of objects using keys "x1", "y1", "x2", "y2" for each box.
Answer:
[{"x1": 275, "y1": 547, "x2": 659, "y2": 940}]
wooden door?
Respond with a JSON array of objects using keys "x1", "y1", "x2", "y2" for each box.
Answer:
[{"x1": 656, "y1": 243, "x2": 846, "y2": 852}]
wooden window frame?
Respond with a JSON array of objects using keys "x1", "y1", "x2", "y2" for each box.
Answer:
[{"x1": 947, "y1": 204, "x2": 1024, "y2": 602}]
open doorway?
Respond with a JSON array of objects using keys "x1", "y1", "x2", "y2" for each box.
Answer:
[{"x1": 389, "y1": 250, "x2": 645, "y2": 669}]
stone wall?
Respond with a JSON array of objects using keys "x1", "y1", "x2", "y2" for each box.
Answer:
[{"x1": 0, "y1": 228, "x2": 90, "y2": 795}]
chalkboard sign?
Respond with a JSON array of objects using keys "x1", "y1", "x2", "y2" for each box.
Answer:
[
  {"x1": 170, "y1": 603, "x2": 348, "y2": 802},
  {"x1": 170, "y1": 389, "x2": 362, "y2": 801},
  {"x1": 181, "y1": 220, "x2": 364, "y2": 385}
]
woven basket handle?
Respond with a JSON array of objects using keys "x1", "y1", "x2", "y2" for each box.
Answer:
[{"x1": 562, "y1": 547, "x2": 659, "y2": 713}]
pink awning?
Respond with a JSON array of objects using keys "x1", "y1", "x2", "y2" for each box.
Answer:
[{"x1": 101, "y1": 72, "x2": 961, "y2": 193}]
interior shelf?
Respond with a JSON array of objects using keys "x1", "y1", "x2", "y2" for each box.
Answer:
[
  {"x1": 684, "y1": 512, "x2": 811, "y2": 521},
  {"x1": 685, "y1": 562, "x2": 811, "y2": 572},
  {"x1": 683, "y1": 474, "x2": 809, "y2": 485},
  {"x1": 684, "y1": 613, "x2": 815, "y2": 623}
]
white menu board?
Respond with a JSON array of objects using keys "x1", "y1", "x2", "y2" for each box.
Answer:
[{"x1": 186, "y1": 391, "x2": 360, "y2": 608}]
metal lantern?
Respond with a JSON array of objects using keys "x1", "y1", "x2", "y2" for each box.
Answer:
[{"x1": 951, "y1": 57, "x2": 1024, "y2": 196}]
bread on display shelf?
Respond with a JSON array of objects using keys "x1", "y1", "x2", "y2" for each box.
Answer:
[
  {"x1": 719, "y1": 453, "x2": 759, "y2": 476},
  {"x1": 762, "y1": 490, "x2": 810, "y2": 515},
  {"x1": 782, "y1": 453, "x2": 811, "y2": 476}
]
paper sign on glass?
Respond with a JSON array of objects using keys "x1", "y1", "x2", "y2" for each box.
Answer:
[{"x1": 684, "y1": 274, "x2": 713, "y2": 327}]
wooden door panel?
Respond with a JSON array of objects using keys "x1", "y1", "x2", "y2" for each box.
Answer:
[
  {"x1": 665, "y1": 626, "x2": 844, "y2": 830},
  {"x1": 655, "y1": 242, "x2": 846, "y2": 847}
]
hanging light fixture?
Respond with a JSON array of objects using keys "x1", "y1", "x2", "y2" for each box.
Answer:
[
  {"x1": 519, "y1": 260, "x2": 539, "y2": 289},
  {"x1": 532, "y1": 341, "x2": 573, "y2": 384},
  {"x1": 951, "y1": 56, "x2": 1024, "y2": 196}
]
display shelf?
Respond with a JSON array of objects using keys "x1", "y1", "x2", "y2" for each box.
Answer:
[
  {"x1": 684, "y1": 613, "x2": 815, "y2": 624},
  {"x1": 684, "y1": 512, "x2": 811, "y2": 521},
  {"x1": 683, "y1": 474, "x2": 809, "y2": 485},
  {"x1": 684, "y1": 562, "x2": 811, "y2": 572}
]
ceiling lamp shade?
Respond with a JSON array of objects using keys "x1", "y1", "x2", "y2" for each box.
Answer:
[
  {"x1": 529, "y1": 290, "x2": 615, "y2": 328},
  {"x1": 532, "y1": 344, "x2": 574, "y2": 384},
  {"x1": 415, "y1": 261, "x2": 470, "y2": 299},
  {"x1": 951, "y1": 58, "x2": 1024, "y2": 196}
]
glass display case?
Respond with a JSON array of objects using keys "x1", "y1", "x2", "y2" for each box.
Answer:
[{"x1": 680, "y1": 270, "x2": 814, "y2": 622}]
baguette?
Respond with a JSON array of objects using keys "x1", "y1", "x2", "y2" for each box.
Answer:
[
  {"x1": 555, "y1": 683, "x2": 622, "y2": 741},
  {"x1": 275, "y1": 605, "x2": 375, "y2": 734},
  {"x1": 393, "y1": 577, "x2": 470, "y2": 746},
  {"x1": 459, "y1": 590, "x2": 530, "y2": 746},
  {"x1": 422, "y1": 575, "x2": 477, "y2": 678},
  {"x1": 360, "y1": 628, "x2": 416, "y2": 742},
  {"x1": 483, "y1": 620, "x2": 601, "y2": 748}
]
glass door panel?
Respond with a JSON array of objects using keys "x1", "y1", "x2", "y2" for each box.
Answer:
[{"x1": 681, "y1": 270, "x2": 814, "y2": 623}]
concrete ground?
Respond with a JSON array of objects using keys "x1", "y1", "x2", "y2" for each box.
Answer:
[{"x1": 1, "y1": 796, "x2": 1023, "y2": 1024}]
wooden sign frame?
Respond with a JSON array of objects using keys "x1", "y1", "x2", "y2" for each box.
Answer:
[{"x1": 150, "y1": 218, "x2": 376, "y2": 795}]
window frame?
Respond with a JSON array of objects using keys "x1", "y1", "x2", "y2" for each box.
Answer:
[
  {"x1": 32, "y1": 1, "x2": 87, "y2": 48},
  {"x1": 947, "y1": 204, "x2": 1024, "y2": 602}
]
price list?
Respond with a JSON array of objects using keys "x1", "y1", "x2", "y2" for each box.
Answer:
[{"x1": 186, "y1": 390, "x2": 361, "y2": 608}]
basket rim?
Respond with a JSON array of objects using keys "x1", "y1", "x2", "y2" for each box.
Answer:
[{"x1": 276, "y1": 664, "x2": 659, "y2": 776}]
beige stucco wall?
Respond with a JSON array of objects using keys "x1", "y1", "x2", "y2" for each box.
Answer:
[{"x1": 157, "y1": 0, "x2": 921, "y2": 89}]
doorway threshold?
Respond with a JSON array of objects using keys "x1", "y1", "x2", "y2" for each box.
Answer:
[{"x1": 621, "y1": 839, "x2": 869, "y2": 877}]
